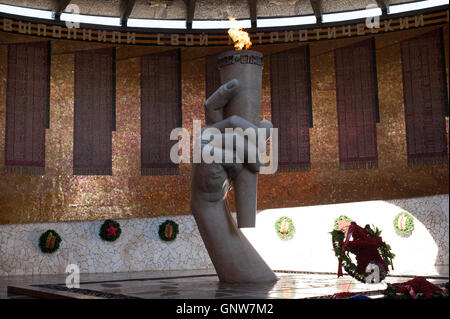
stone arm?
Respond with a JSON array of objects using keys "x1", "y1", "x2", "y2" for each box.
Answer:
[{"x1": 190, "y1": 79, "x2": 277, "y2": 283}]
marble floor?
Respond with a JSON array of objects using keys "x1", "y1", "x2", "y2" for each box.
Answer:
[{"x1": 2, "y1": 268, "x2": 449, "y2": 299}]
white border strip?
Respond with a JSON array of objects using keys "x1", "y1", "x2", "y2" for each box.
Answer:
[
  {"x1": 192, "y1": 19, "x2": 252, "y2": 29},
  {"x1": 0, "y1": 3, "x2": 54, "y2": 20},
  {"x1": 257, "y1": 15, "x2": 317, "y2": 28},
  {"x1": 60, "y1": 13, "x2": 121, "y2": 27},
  {"x1": 388, "y1": 0, "x2": 449, "y2": 14},
  {"x1": 322, "y1": 7, "x2": 382, "y2": 23},
  {"x1": 127, "y1": 18, "x2": 186, "y2": 29}
]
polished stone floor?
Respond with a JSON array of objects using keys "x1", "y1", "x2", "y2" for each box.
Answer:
[{"x1": 2, "y1": 268, "x2": 449, "y2": 299}]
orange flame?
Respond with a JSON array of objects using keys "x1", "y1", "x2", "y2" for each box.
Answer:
[{"x1": 227, "y1": 17, "x2": 252, "y2": 50}]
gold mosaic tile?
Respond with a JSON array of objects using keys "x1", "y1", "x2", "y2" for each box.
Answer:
[{"x1": 0, "y1": 26, "x2": 448, "y2": 224}]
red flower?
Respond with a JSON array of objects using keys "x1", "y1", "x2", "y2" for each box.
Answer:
[
  {"x1": 106, "y1": 223, "x2": 118, "y2": 237},
  {"x1": 393, "y1": 277, "x2": 443, "y2": 298}
]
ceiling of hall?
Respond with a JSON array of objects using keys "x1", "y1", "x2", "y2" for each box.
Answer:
[{"x1": 0, "y1": 1, "x2": 445, "y2": 23}]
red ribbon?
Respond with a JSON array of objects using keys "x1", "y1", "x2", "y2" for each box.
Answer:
[
  {"x1": 166, "y1": 224, "x2": 172, "y2": 238},
  {"x1": 47, "y1": 234, "x2": 55, "y2": 249},
  {"x1": 338, "y1": 222, "x2": 356, "y2": 277}
]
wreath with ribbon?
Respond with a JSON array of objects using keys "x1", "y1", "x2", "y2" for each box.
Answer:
[
  {"x1": 393, "y1": 212, "x2": 414, "y2": 236},
  {"x1": 159, "y1": 220, "x2": 179, "y2": 241},
  {"x1": 275, "y1": 216, "x2": 295, "y2": 240},
  {"x1": 39, "y1": 230, "x2": 62, "y2": 254},
  {"x1": 331, "y1": 221, "x2": 395, "y2": 283},
  {"x1": 99, "y1": 219, "x2": 122, "y2": 242}
]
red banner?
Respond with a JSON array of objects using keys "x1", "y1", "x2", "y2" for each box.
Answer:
[
  {"x1": 141, "y1": 50, "x2": 181, "y2": 175},
  {"x1": 335, "y1": 39, "x2": 378, "y2": 169},
  {"x1": 5, "y1": 41, "x2": 49, "y2": 174},
  {"x1": 73, "y1": 48, "x2": 114, "y2": 175},
  {"x1": 401, "y1": 29, "x2": 448, "y2": 166},
  {"x1": 271, "y1": 45, "x2": 312, "y2": 172}
]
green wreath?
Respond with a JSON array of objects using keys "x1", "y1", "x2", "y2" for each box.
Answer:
[
  {"x1": 334, "y1": 215, "x2": 353, "y2": 234},
  {"x1": 99, "y1": 219, "x2": 122, "y2": 242},
  {"x1": 39, "y1": 230, "x2": 62, "y2": 254},
  {"x1": 393, "y1": 212, "x2": 414, "y2": 236},
  {"x1": 159, "y1": 220, "x2": 179, "y2": 241},
  {"x1": 331, "y1": 225, "x2": 395, "y2": 283},
  {"x1": 275, "y1": 216, "x2": 295, "y2": 240}
]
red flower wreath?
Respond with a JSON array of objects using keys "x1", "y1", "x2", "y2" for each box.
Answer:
[
  {"x1": 99, "y1": 219, "x2": 122, "y2": 242},
  {"x1": 332, "y1": 221, "x2": 395, "y2": 283}
]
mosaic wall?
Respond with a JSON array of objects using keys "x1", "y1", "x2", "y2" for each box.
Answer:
[
  {"x1": 0, "y1": 25, "x2": 448, "y2": 224},
  {"x1": 0, "y1": 195, "x2": 447, "y2": 276}
]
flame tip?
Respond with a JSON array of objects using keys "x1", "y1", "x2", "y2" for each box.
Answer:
[{"x1": 227, "y1": 16, "x2": 252, "y2": 50}]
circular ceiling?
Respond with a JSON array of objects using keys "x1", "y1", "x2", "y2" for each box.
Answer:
[{"x1": 0, "y1": 0, "x2": 448, "y2": 29}]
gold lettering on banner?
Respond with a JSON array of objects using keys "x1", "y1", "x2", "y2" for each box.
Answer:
[
  {"x1": 415, "y1": 15, "x2": 424, "y2": 28},
  {"x1": 342, "y1": 25, "x2": 352, "y2": 37},
  {"x1": 18, "y1": 21, "x2": 31, "y2": 34},
  {"x1": 112, "y1": 31, "x2": 121, "y2": 43},
  {"x1": 314, "y1": 28, "x2": 321, "y2": 40},
  {"x1": 3, "y1": 18, "x2": 12, "y2": 32},
  {"x1": 83, "y1": 29, "x2": 92, "y2": 41},
  {"x1": 284, "y1": 31, "x2": 294, "y2": 42},
  {"x1": 199, "y1": 33, "x2": 208, "y2": 46},
  {"x1": 328, "y1": 27, "x2": 336, "y2": 39},
  {"x1": 157, "y1": 33, "x2": 165, "y2": 45},
  {"x1": 399, "y1": 17, "x2": 409, "y2": 30},
  {"x1": 98, "y1": 30, "x2": 107, "y2": 42},
  {"x1": 256, "y1": 33, "x2": 264, "y2": 44},
  {"x1": 67, "y1": 28, "x2": 77, "y2": 39},
  {"x1": 0, "y1": 11, "x2": 445, "y2": 47},
  {"x1": 127, "y1": 32, "x2": 136, "y2": 44},
  {"x1": 171, "y1": 33, "x2": 179, "y2": 45},
  {"x1": 52, "y1": 25, "x2": 62, "y2": 38},
  {"x1": 37, "y1": 24, "x2": 47, "y2": 36},
  {"x1": 185, "y1": 34, "x2": 194, "y2": 46},
  {"x1": 299, "y1": 30, "x2": 308, "y2": 41},
  {"x1": 356, "y1": 23, "x2": 365, "y2": 35},
  {"x1": 270, "y1": 32, "x2": 279, "y2": 43},
  {"x1": 384, "y1": 19, "x2": 393, "y2": 32}
]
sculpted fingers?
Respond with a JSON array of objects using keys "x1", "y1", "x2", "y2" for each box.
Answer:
[
  {"x1": 204, "y1": 79, "x2": 239, "y2": 125},
  {"x1": 201, "y1": 129, "x2": 262, "y2": 174}
]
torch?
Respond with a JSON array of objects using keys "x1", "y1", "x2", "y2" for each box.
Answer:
[{"x1": 218, "y1": 20, "x2": 263, "y2": 228}]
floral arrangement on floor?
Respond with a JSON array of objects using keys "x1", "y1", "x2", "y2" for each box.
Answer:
[
  {"x1": 39, "y1": 230, "x2": 62, "y2": 254},
  {"x1": 158, "y1": 220, "x2": 179, "y2": 241},
  {"x1": 331, "y1": 221, "x2": 395, "y2": 283},
  {"x1": 275, "y1": 216, "x2": 295, "y2": 240},
  {"x1": 393, "y1": 211, "x2": 414, "y2": 236},
  {"x1": 382, "y1": 277, "x2": 448, "y2": 299},
  {"x1": 99, "y1": 219, "x2": 122, "y2": 242}
]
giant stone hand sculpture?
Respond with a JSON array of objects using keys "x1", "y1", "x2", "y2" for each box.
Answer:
[{"x1": 190, "y1": 79, "x2": 278, "y2": 283}]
